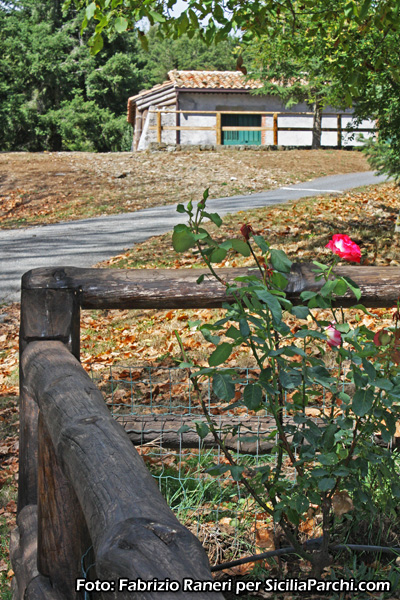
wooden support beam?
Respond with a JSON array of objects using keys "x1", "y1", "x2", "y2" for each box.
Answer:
[
  {"x1": 18, "y1": 286, "x2": 80, "y2": 512},
  {"x1": 10, "y1": 505, "x2": 39, "y2": 600},
  {"x1": 156, "y1": 111, "x2": 162, "y2": 143},
  {"x1": 337, "y1": 114, "x2": 342, "y2": 149},
  {"x1": 22, "y1": 341, "x2": 224, "y2": 599},
  {"x1": 273, "y1": 113, "x2": 278, "y2": 145},
  {"x1": 37, "y1": 414, "x2": 91, "y2": 598},
  {"x1": 22, "y1": 264, "x2": 400, "y2": 310},
  {"x1": 216, "y1": 112, "x2": 221, "y2": 145}
]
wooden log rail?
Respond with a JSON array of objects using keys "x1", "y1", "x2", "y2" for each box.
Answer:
[
  {"x1": 13, "y1": 263, "x2": 400, "y2": 599},
  {"x1": 147, "y1": 109, "x2": 375, "y2": 147}
]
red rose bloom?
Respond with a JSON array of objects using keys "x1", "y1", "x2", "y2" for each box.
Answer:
[{"x1": 325, "y1": 234, "x2": 361, "y2": 263}]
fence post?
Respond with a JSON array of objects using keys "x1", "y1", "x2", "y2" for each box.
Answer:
[
  {"x1": 18, "y1": 286, "x2": 81, "y2": 512},
  {"x1": 37, "y1": 413, "x2": 92, "y2": 598},
  {"x1": 216, "y1": 112, "x2": 221, "y2": 145},
  {"x1": 156, "y1": 110, "x2": 162, "y2": 143},
  {"x1": 337, "y1": 114, "x2": 342, "y2": 149},
  {"x1": 273, "y1": 113, "x2": 278, "y2": 145}
]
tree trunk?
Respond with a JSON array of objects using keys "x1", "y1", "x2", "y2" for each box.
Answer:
[{"x1": 312, "y1": 99, "x2": 322, "y2": 149}]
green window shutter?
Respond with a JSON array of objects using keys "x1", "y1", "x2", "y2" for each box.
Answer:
[{"x1": 222, "y1": 114, "x2": 261, "y2": 145}]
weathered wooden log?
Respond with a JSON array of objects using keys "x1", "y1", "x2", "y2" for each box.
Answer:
[
  {"x1": 18, "y1": 287, "x2": 80, "y2": 512},
  {"x1": 22, "y1": 341, "x2": 224, "y2": 599},
  {"x1": 22, "y1": 264, "x2": 400, "y2": 309},
  {"x1": 25, "y1": 575, "x2": 67, "y2": 600},
  {"x1": 117, "y1": 413, "x2": 309, "y2": 454},
  {"x1": 38, "y1": 413, "x2": 92, "y2": 598},
  {"x1": 10, "y1": 504, "x2": 39, "y2": 600},
  {"x1": 118, "y1": 414, "x2": 394, "y2": 453},
  {"x1": 17, "y1": 389, "x2": 39, "y2": 513}
]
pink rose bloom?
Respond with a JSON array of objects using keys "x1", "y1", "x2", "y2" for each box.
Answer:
[
  {"x1": 325, "y1": 324, "x2": 342, "y2": 348},
  {"x1": 325, "y1": 234, "x2": 361, "y2": 263}
]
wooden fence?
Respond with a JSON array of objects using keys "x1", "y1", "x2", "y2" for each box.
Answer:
[
  {"x1": 11, "y1": 264, "x2": 400, "y2": 599},
  {"x1": 147, "y1": 109, "x2": 375, "y2": 148}
]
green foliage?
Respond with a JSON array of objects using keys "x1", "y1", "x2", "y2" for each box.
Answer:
[
  {"x1": 136, "y1": 26, "x2": 236, "y2": 90},
  {"x1": 0, "y1": 0, "x2": 144, "y2": 151},
  {"x1": 172, "y1": 192, "x2": 400, "y2": 576}
]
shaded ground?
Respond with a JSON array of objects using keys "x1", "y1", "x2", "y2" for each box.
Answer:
[{"x1": 0, "y1": 149, "x2": 369, "y2": 228}]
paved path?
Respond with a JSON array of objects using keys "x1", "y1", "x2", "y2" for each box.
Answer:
[{"x1": 0, "y1": 171, "x2": 388, "y2": 303}]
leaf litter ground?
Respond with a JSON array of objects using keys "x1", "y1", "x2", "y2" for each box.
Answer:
[
  {"x1": 0, "y1": 149, "x2": 369, "y2": 228},
  {"x1": 1, "y1": 178, "x2": 400, "y2": 598}
]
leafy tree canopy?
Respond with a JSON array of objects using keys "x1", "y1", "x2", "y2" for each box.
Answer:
[{"x1": 0, "y1": 0, "x2": 236, "y2": 151}]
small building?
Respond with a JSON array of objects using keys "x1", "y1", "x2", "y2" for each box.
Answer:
[{"x1": 127, "y1": 70, "x2": 373, "y2": 151}]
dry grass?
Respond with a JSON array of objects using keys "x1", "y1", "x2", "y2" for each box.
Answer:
[{"x1": 0, "y1": 149, "x2": 369, "y2": 228}]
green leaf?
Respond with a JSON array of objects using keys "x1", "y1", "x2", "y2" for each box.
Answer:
[
  {"x1": 201, "y1": 328, "x2": 220, "y2": 345},
  {"x1": 177, "y1": 425, "x2": 191, "y2": 434},
  {"x1": 114, "y1": 16, "x2": 128, "y2": 32},
  {"x1": 342, "y1": 276, "x2": 362, "y2": 301},
  {"x1": 375, "y1": 378, "x2": 393, "y2": 391},
  {"x1": 204, "y1": 212, "x2": 222, "y2": 227},
  {"x1": 362, "y1": 358, "x2": 376, "y2": 380},
  {"x1": 226, "y1": 325, "x2": 241, "y2": 340},
  {"x1": 270, "y1": 249, "x2": 292, "y2": 273},
  {"x1": 239, "y1": 318, "x2": 250, "y2": 337},
  {"x1": 334, "y1": 278, "x2": 348, "y2": 295},
  {"x1": 295, "y1": 329, "x2": 326, "y2": 340},
  {"x1": 206, "y1": 464, "x2": 230, "y2": 476},
  {"x1": 352, "y1": 388, "x2": 374, "y2": 417},
  {"x1": 203, "y1": 188, "x2": 209, "y2": 201},
  {"x1": 231, "y1": 238, "x2": 251, "y2": 257},
  {"x1": 210, "y1": 247, "x2": 227, "y2": 263},
  {"x1": 292, "y1": 306, "x2": 309, "y2": 319},
  {"x1": 253, "y1": 235, "x2": 269, "y2": 253},
  {"x1": 229, "y1": 465, "x2": 244, "y2": 481},
  {"x1": 318, "y1": 477, "x2": 336, "y2": 492},
  {"x1": 195, "y1": 422, "x2": 209, "y2": 439},
  {"x1": 89, "y1": 33, "x2": 104, "y2": 54},
  {"x1": 149, "y1": 10, "x2": 166, "y2": 23},
  {"x1": 172, "y1": 228, "x2": 196, "y2": 252},
  {"x1": 243, "y1": 384, "x2": 263, "y2": 410},
  {"x1": 86, "y1": 2, "x2": 96, "y2": 19},
  {"x1": 254, "y1": 288, "x2": 282, "y2": 324},
  {"x1": 212, "y1": 373, "x2": 235, "y2": 401},
  {"x1": 279, "y1": 370, "x2": 302, "y2": 390},
  {"x1": 209, "y1": 342, "x2": 232, "y2": 366},
  {"x1": 196, "y1": 274, "x2": 205, "y2": 284},
  {"x1": 176, "y1": 204, "x2": 186, "y2": 214},
  {"x1": 271, "y1": 272, "x2": 288, "y2": 290}
]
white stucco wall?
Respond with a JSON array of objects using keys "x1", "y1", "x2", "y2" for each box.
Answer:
[{"x1": 137, "y1": 93, "x2": 374, "y2": 149}]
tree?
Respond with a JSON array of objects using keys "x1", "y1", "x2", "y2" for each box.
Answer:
[
  {"x1": 242, "y1": 4, "x2": 353, "y2": 149},
  {"x1": 0, "y1": 0, "x2": 145, "y2": 151},
  {"x1": 136, "y1": 26, "x2": 236, "y2": 90}
]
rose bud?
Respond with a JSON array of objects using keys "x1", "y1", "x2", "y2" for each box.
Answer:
[
  {"x1": 240, "y1": 223, "x2": 254, "y2": 241},
  {"x1": 325, "y1": 324, "x2": 342, "y2": 348}
]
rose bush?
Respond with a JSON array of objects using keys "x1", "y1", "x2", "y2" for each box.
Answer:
[{"x1": 173, "y1": 192, "x2": 400, "y2": 577}]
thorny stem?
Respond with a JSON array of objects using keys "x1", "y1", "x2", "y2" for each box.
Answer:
[{"x1": 174, "y1": 333, "x2": 314, "y2": 565}]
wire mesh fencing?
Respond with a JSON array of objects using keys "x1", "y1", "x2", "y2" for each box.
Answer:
[{"x1": 89, "y1": 363, "x2": 336, "y2": 566}]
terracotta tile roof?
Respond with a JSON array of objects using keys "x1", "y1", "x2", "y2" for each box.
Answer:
[
  {"x1": 167, "y1": 70, "x2": 263, "y2": 89},
  {"x1": 127, "y1": 70, "x2": 263, "y2": 122}
]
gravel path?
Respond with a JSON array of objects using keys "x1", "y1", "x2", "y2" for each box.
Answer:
[{"x1": 0, "y1": 171, "x2": 388, "y2": 303}]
